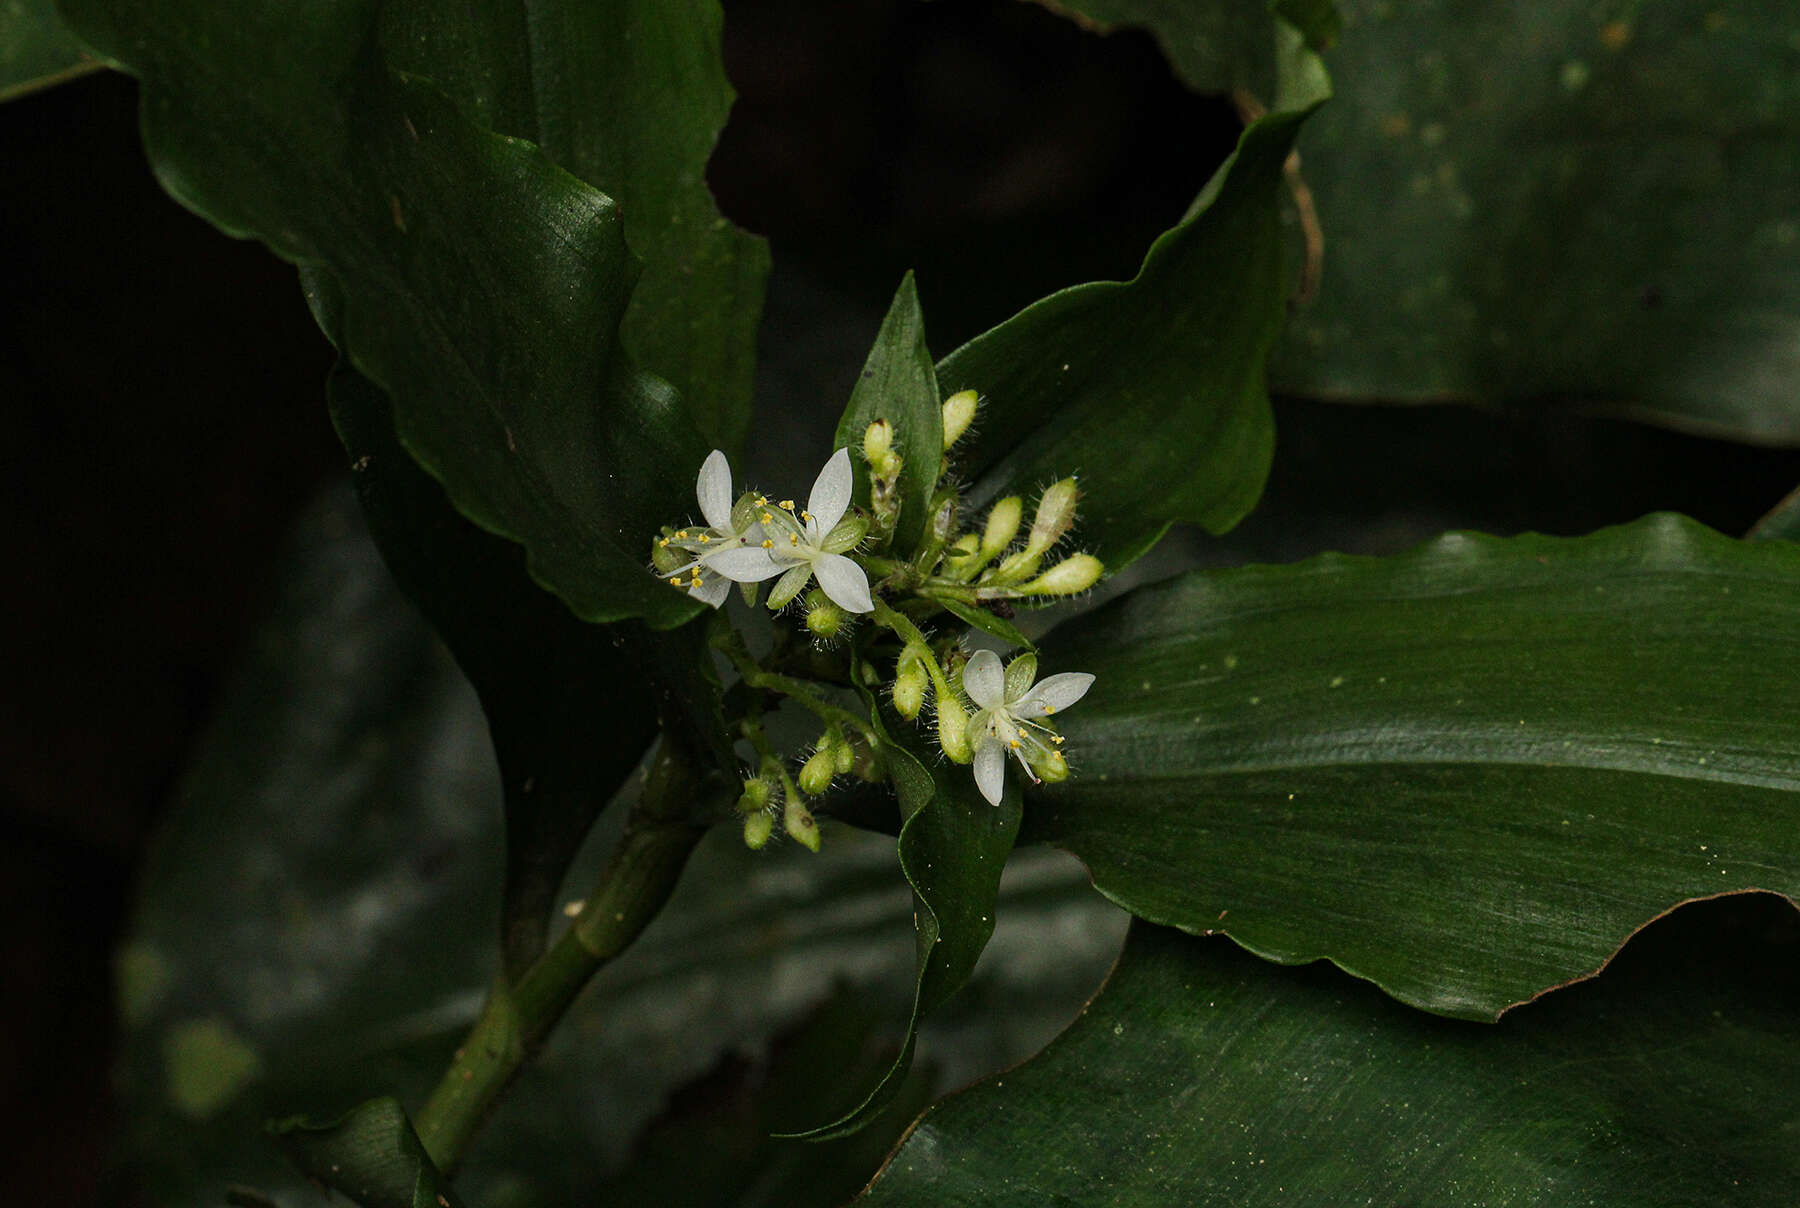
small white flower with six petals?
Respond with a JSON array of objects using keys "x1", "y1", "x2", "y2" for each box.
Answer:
[
  {"x1": 705, "y1": 448, "x2": 874, "y2": 613},
  {"x1": 654, "y1": 449, "x2": 762, "y2": 607}
]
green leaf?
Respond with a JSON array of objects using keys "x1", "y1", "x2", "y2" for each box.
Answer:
[
  {"x1": 328, "y1": 365, "x2": 721, "y2": 977},
  {"x1": 0, "y1": 0, "x2": 102, "y2": 101},
  {"x1": 1030, "y1": 513, "x2": 1800, "y2": 1019},
  {"x1": 271, "y1": 1097, "x2": 462, "y2": 1208},
  {"x1": 936, "y1": 23, "x2": 1329, "y2": 572},
  {"x1": 861, "y1": 905, "x2": 1800, "y2": 1205},
  {"x1": 1270, "y1": 0, "x2": 1800, "y2": 444},
  {"x1": 370, "y1": 0, "x2": 768, "y2": 452},
  {"x1": 788, "y1": 669, "x2": 1025, "y2": 1139},
  {"x1": 60, "y1": 0, "x2": 708, "y2": 627},
  {"x1": 937, "y1": 597, "x2": 1036, "y2": 652},
  {"x1": 119, "y1": 489, "x2": 1123, "y2": 1203},
  {"x1": 1746, "y1": 483, "x2": 1800, "y2": 543},
  {"x1": 1029, "y1": 0, "x2": 1296, "y2": 98},
  {"x1": 835, "y1": 272, "x2": 945, "y2": 554}
]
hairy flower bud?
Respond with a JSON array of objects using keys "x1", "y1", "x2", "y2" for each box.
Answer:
[
  {"x1": 784, "y1": 797, "x2": 821, "y2": 852},
  {"x1": 937, "y1": 696, "x2": 972, "y2": 763},
  {"x1": 864, "y1": 419, "x2": 903, "y2": 480},
  {"x1": 742, "y1": 809, "x2": 775, "y2": 850},
  {"x1": 805, "y1": 591, "x2": 846, "y2": 639},
  {"x1": 981, "y1": 497, "x2": 1023, "y2": 560},
  {"x1": 799, "y1": 746, "x2": 836, "y2": 796},
  {"x1": 941, "y1": 389, "x2": 978, "y2": 450},
  {"x1": 735, "y1": 777, "x2": 774, "y2": 814},
  {"x1": 1023, "y1": 553, "x2": 1104, "y2": 596},
  {"x1": 833, "y1": 736, "x2": 856, "y2": 775},
  {"x1": 1025, "y1": 478, "x2": 1080, "y2": 556},
  {"x1": 892, "y1": 654, "x2": 928, "y2": 720}
]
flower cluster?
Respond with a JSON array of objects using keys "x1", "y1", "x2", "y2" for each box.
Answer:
[{"x1": 646, "y1": 390, "x2": 1101, "y2": 843}]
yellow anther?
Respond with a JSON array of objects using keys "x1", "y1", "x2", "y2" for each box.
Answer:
[
  {"x1": 801, "y1": 510, "x2": 812, "y2": 523},
  {"x1": 1052, "y1": 735, "x2": 1065, "y2": 745},
  {"x1": 668, "y1": 576, "x2": 682, "y2": 585},
  {"x1": 698, "y1": 534, "x2": 710, "y2": 544},
  {"x1": 675, "y1": 530, "x2": 689, "y2": 538},
  {"x1": 1043, "y1": 705, "x2": 1056, "y2": 715},
  {"x1": 761, "y1": 539, "x2": 774, "y2": 549},
  {"x1": 1009, "y1": 739, "x2": 1022, "y2": 749},
  {"x1": 789, "y1": 533, "x2": 799, "y2": 545},
  {"x1": 755, "y1": 495, "x2": 768, "y2": 506},
  {"x1": 761, "y1": 511, "x2": 774, "y2": 523},
  {"x1": 779, "y1": 499, "x2": 795, "y2": 511},
  {"x1": 658, "y1": 538, "x2": 669, "y2": 548}
]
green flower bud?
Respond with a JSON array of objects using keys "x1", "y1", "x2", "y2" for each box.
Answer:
[
  {"x1": 937, "y1": 696, "x2": 972, "y2": 763},
  {"x1": 1033, "y1": 748, "x2": 1070, "y2": 783},
  {"x1": 806, "y1": 592, "x2": 846, "y2": 638},
  {"x1": 735, "y1": 777, "x2": 774, "y2": 814},
  {"x1": 1026, "y1": 478, "x2": 1080, "y2": 556},
  {"x1": 863, "y1": 418, "x2": 894, "y2": 464},
  {"x1": 981, "y1": 497, "x2": 1023, "y2": 560},
  {"x1": 784, "y1": 798, "x2": 822, "y2": 852},
  {"x1": 892, "y1": 653, "x2": 928, "y2": 719},
  {"x1": 799, "y1": 746, "x2": 836, "y2": 796},
  {"x1": 1022, "y1": 552, "x2": 1104, "y2": 596},
  {"x1": 833, "y1": 736, "x2": 856, "y2": 775},
  {"x1": 942, "y1": 389, "x2": 979, "y2": 449},
  {"x1": 742, "y1": 809, "x2": 775, "y2": 850}
]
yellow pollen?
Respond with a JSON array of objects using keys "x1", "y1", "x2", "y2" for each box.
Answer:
[
  {"x1": 789, "y1": 533, "x2": 799, "y2": 545},
  {"x1": 675, "y1": 530, "x2": 689, "y2": 538},
  {"x1": 1051, "y1": 735, "x2": 1065, "y2": 745},
  {"x1": 801, "y1": 510, "x2": 812, "y2": 522},
  {"x1": 761, "y1": 539, "x2": 774, "y2": 549},
  {"x1": 755, "y1": 495, "x2": 767, "y2": 506},
  {"x1": 779, "y1": 500, "x2": 795, "y2": 510},
  {"x1": 698, "y1": 534, "x2": 710, "y2": 544},
  {"x1": 1043, "y1": 705, "x2": 1056, "y2": 715},
  {"x1": 658, "y1": 538, "x2": 669, "y2": 548},
  {"x1": 668, "y1": 576, "x2": 682, "y2": 585},
  {"x1": 1009, "y1": 739, "x2": 1021, "y2": 749},
  {"x1": 761, "y1": 512, "x2": 773, "y2": 523}
]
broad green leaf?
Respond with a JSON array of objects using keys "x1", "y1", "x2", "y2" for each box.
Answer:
[
  {"x1": 1031, "y1": 0, "x2": 1338, "y2": 96},
  {"x1": 1031, "y1": 513, "x2": 1800, "y2": 1018},
  {"x1": 835, "y1": 272, "x2": 944, "y2": 554},
  {"x1": 371, "y1": 0, "x2": 768, "y2": 451},
  {"x1": 861, "y1": 904, "x2": 1800, "y2": 1205},
  {"x1": 788, "y1": 672, "x2": 1024, "y2": 1139},
  {"x1": 118, "y1": 489, "x2": 1123, "y2": 1204},
  {"x1": 1270, "y1": 0, "x2": 1800, "y2": 444},
  {"x1": 272, "y1": 1097, "x2": 462, "y2": 1208},
  {"x1": 60, "y1": 0, "x2": 706, "y2": 626},
  {"x1": 1746, "y1": 482, "x2": 1800, "y2": 543},
  {"x1": 0, "y1": 0, "x2": 101, "y2": 101},
  {"x1": 329, "y1": 366, "x2": 706, "y2": 977},
  {"x1": 936, "y1": 23, "x2": 1328, "y2": 572}
]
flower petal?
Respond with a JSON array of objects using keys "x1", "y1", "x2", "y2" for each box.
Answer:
[
  {"x1": 1017, "y1": 671, "x2": 1095, "y2": 717},
  {"x1": 688, "y1": 575, "x2": 732, "y2": 608},
  {"x1": 814, "y1": 553, "x2": 874, "y2": 613},
  {"x1": 973, "y1": 739, "x2": 1007, "y2": 806},
  {"x1": 807, "y1": 447, "x2": 854, "y2": 532},
  {"x1": 704, "y1": 545, "x2": 790, "y2": 582},
  {"x1": 962, "y1": 649, "x2": 1006, "y2": 711},
  {"x1": 696, "y1": 449, "x2": 734, "y2": 532}
]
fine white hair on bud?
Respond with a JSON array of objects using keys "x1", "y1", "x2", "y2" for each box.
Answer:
[
  {"x1": 1023, "y1": 553, "x2": 1104, "y2": 596},
  {"x1": 941, "y1": 389, "x2": 979, "y2": 449}
]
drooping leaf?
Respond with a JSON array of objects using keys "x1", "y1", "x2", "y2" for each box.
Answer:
[
  {"x1": 787, "y1": 668, "x2": 1025, "y2": 1139},
  {"x1": 59, "y1": 0, "x2": 708, "y2": 626},
  {"x1": 1031, "y1": 513, "x2": 1800, "y2": 1018},
  {"x1": 370, "y1": 0, "x2": 768, "y2": 451},
  {"x1": 938, "y1": 597, "x2": 1036, "y2": 652},
  {"x1": 0, "y1": 0, "x2": 101, "y2": 101},
  {"x1": 271, "y1": 1097, "x2": 462, "y2": 1208},
  {"x1": 861, "y1": 902, "x2": 1800, "y2": 1205},
  {"x1": 1269, "y1": 0, "x2": 1800, "y2": 444},
  {"x1": 117, "y1": 488, "x2": 1123, "y2": 1204},
  {"x1": 936, "y1": 21, "x2": 1329, "y2": 572},
  {"x1": 835, "y1": 272, "x2": 944, "y2": 554}
]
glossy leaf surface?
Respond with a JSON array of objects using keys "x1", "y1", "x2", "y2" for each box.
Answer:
[
  {"x1": 1033, "y1": 514, "x2": 1800, "y2": 1018},
  {"x1": 936, "y1": 25, "x2": 1328, "y2": 570},
  {"x1": 1, "y1": 0, "x2": 99, "y2": 100},
  {"x1": 60, "y1": 0, "x2": 711, "y2": 626},
  {"x1": 862, "y1": 906, "x2": 1800, "y2": 1205},
  {"x1": 1269, "y1": 0, "x2": 1800, "y2": 442}
]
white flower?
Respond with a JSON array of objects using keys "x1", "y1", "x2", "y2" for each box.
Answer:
[
  {"x1": 655, "y1": 450, "x2": 760, "y2": 607},
  {"x1": 963, "y1": 648, "x2": 1094, "y2": 806},
  {"x1": 705, "y1": 448, "x2": 874, "y2": 613}
]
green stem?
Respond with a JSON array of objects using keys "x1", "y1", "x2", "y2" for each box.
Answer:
[
  {"x1": 413, "y1": 740, "x2": 710, "y2": 1173},
  {"x1": 871, "y1": 600, "x2": 958, "y2": 700},
  {"x1": 714, "y1": 631, "x2": 875, "y2": 742}
]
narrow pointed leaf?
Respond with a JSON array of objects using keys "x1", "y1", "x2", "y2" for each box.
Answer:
[
  {"x1": 835, "y1": 272, "x2": 944, "y2": 554},
  {"x1": 1032, "y1": 514, "x2": 1800, "y2": 1018},
  {"x1": 861, "y1": 907, "x2": 1800, "y2": 1205},
  {"x1": 936, "y1": 25, "x2": 1329, "y2": 572},
  {"x1": 59, "y1": 0, "x2": 707, "y2": 626}
]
